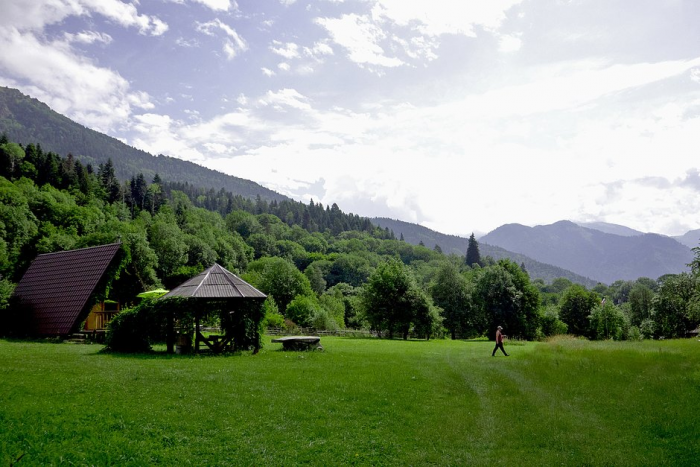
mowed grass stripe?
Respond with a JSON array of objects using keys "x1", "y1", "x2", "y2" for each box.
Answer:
[{"x1": 1, "y1": 337, "x2": 699, "y2": 465}]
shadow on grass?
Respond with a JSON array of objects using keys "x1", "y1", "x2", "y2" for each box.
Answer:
[
  {"x1": 1, "y1": 336, "x2": 64, "y2": 344},
  {"x1": 91, "y1": 347, "x2": 250, "y2": 359}
]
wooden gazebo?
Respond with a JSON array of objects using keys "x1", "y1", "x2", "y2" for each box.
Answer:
[{"x1": 160, "y1": 263, "x2": 266, "y2": 353}]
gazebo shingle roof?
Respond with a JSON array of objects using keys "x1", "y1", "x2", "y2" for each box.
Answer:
[
  {"x1": 162, "y1": 263, "x2": 266, "y2": 299},
  {"x1": 13, "y1": 243, "x2": 122, "y2": 336}
]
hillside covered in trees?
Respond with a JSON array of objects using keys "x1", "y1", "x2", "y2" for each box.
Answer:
[
  {"x1": 1, "y1": 134, "x2": 699, "y2": 343},
  {"x1": 0, "y1": 86, "x2": 286, "y2": 203}
]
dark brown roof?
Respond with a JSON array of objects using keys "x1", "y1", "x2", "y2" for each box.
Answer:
[
  {"x1": 162, "y1": 263, "x2": 266, "y2": 299},
  {"x1": 13, "y1": 243, "x2": 122, "y2": 336}
]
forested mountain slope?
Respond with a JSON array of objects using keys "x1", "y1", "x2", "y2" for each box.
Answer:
[
  {"x1": 371, "y1": 217, "x2": 597, "y2": 287},
  {"x1": 0, "y1": 86, "x2": 286, "y2": 203},
  {"x1": 481, "y1": 220, "x2": 693, "y2": 284}
]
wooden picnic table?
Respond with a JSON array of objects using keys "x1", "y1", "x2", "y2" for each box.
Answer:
[
  {"x1": 271, "y1": 336, "x2": 323, "y2": 351},
  {"x1": 195, "y1": 332, "x2": 233, "y2": 353}
]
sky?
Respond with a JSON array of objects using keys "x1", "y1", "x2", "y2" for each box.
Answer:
[{"x1": 1, "y1": 0, "x2": 700, "y2": 237}]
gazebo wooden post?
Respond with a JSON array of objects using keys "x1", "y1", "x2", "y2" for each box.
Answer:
[
  {"x1": 252, "y1": 302, "x2": 262, "y2": 355},
  {"x1": 195, "y1": 312, "x2": 201, "y2": 354},
  {"x1": 166, "y1": 309, "x2": 174, "y2": 354}
]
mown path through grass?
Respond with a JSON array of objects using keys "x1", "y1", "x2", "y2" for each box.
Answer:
[{"x1": 1, "y1": 337, "x2": 699, "y2": 465}]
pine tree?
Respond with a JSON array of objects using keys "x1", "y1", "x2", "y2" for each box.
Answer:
[{"x1": 465, "y1": 233, "x2": 481, "y2": 267}]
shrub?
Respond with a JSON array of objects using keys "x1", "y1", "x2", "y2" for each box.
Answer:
[
  {"x1": 261, "y1": 297, "x2": 285, "y2": 329},
  {"x1": 105, "y1": 307, "x2": 151, "y2": 352},
  {"x1": 639, "y1": 318, "x2": 656, "y2": 339},
  {"x1": 319, "y1": 293, "x2": 346, "y2": 329},
  {"x1": 540, "y1": 305, "x2": 568, "y2": 337},
  {"x1": 285, "y1": 295, "x2": 320, "y2": 328},
  {"x1": 627, "y1": 326, "x2": 643, "y2": 341},
  {"x1": 588, "y1": 304, "x2": 627, "y2": 340},
  {"x1": 0, "y1": 279, "x2": 22, "y2": 337},
  {"x1": 104, "y1": 298, "x2": 184, "y2": 352},
  {"x1": 310, "y1": 308, "x2": 340, "y2": 331}
]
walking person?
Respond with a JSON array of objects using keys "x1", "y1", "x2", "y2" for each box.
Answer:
[{"x1": 492, "y1": 326, "x2": 509, "y2": 356}]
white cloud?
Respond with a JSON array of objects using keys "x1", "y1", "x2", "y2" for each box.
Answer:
[
  {"x1": 196, "y1": 18, "x2": 247, "y2": 59},
  {"x1": 81, "y1": 0, "x2": 168, "y2": 36},
  {"x1": 372, "y1": 0, "x2": 523, "y2": 36},
  {"x1": 304, "y1": 41, "x2": 334, "y2": 58},
  {"x1": 203, "y1": 142, "x2": 232, "y2": 154},
  {"x1": 297, "y1": 64, "x2": 315, "y2": 75},
  {"x1": 270, "y1": 41, "x2": 300, "y2": 59},
  {"x1": 691, "y1": 68, "x2": 700, "y2": 84},
  {"x1": 498, "y1": 33, "x2": 522, "y2": 52},
  {"x1": 316, "y1": 0, "x2": 524, "y2": 68},
  {"x1": 0, "y1": 0, "x2": 168, "y2": 35},
  {"x1": 131, "y1": 113, "x2": 207, "y2": 161},
  {"x1": 258, "y1": 89, "x2": 312, "y2": 111},
  {"x1": 278, "y1": 62, "x2": 291, "y2": 71},
  {"x1": 176, "y1": 37, "x2": 199, "y2": 48},
  {"x1": 192, "y1": 0, "x2": 237, "y2": 12},
  {"x1": 315, "y1": 14, "x2": 404, "y2": 68},
  {"x1": 261, "y1": 67, "x2": 275, "y2": 77},
  {"x1": 63, "y1": 30, "x2": 113, "y2": 45}
]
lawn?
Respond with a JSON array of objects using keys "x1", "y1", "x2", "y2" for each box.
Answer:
[{"x1": 1, "y1": 336, "x2": 699, "y2": 466}]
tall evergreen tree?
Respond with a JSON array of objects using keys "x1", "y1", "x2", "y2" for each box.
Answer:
[{"x1": 465, "y1": 233, "x2": 481, "y2": 267}]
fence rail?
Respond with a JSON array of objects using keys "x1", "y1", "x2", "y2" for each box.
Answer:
[{"x1": 266, "y1": 327, "x2": 378, "y2": 338}]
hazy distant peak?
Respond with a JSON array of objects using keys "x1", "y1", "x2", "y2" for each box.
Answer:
[{"x1": 575, "y1": 221, "x2": 644, "y2": 237}]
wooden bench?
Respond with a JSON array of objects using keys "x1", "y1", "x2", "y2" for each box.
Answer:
[{"x1": 271, "y1": 336, "x2": 323, "y2": 351}]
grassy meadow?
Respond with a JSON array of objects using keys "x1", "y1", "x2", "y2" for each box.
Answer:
[{"x1": 1, "y1": 336, "x2": 699, "y2": 466}]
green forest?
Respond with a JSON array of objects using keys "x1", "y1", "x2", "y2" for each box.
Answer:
[{"x1": 1, "y1": 134, "x2": 700, "y2": 342}]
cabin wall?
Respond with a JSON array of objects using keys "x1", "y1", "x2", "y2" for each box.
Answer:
[{"x1": 83, "y1": 301, "x2": 120, "y2": 331}]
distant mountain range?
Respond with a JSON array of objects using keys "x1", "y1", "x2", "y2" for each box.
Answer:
[
  {"x1": 673, "y1": 229, "x2": 700, "y2": 249},
  {"x1": 375, "y1": 217, "x2": 696, "y2": 285},
  {"x1": 0, "y1": 86, "x2": 286, "y2": 202},
  {"x1": 372, "y1": 218, "x2": 598, "y2": 287},
  {"x1": 577, "y1": 221, "x2": 700, "y2": 248},
  {"x1": 480, "y1": 220, "x2": 693, "y2": 284}
]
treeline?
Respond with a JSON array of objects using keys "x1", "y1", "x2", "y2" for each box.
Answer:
[{"x1": 1, "y1": 135, "x2": 699, "y2": 341}]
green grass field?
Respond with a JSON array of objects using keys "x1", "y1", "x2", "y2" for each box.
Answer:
[{"x1": 1, "y1": 336, "x2": 699, "y2": 466}]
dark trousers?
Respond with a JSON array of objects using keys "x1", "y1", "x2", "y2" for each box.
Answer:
[{"x1": 492, "y1": 342, "x2": 508, "y2": 356}]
